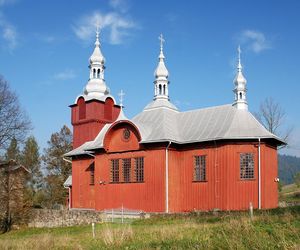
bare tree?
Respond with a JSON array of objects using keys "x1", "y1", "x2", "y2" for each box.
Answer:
[
  {"x1": 255, "y1": 97, "x2": 292, "y2": 144},
  {"x1": 0, "y1": 76, "x2": 31, "y2": 150}
]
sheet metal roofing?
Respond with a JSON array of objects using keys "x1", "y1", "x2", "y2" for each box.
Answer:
[
  {"x1": 65, "y1": 103, "x2": 284, "y2": 157},
  {"x1": 63, "y1": 175, "x2": 72, "y2": 187}
]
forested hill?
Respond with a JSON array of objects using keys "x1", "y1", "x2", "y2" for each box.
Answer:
[{"x1": 279, "y1": 154, "x2": 300, "y2": 184}]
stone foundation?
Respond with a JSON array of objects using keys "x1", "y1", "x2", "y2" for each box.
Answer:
[{"x1": 28, "y1": 209, "x2": 104, "y2": 228}]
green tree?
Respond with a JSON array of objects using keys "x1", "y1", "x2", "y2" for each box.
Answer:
[
  {"x1": 20, "y1": 136, "x2": 43, "y2": 207},
  {"x1": 5, "y1": 138, "x2": 20, "y2": 162},
  {"x1": 43, "y1": 125, "x2": 72, "y2": 207}
]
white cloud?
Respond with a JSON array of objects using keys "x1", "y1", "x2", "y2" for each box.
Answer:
[
  {"x1": 73, "y1": 10, "x2": 136, "y2": 45},
  {"x1": 238, "y1": 30, "x2": 271, "y2": 53},
  {"x1": 0, "y1": 13, "x2": 17, "y2": 50},
  {"x1": 54, "y1": 69, "x2": 76, "y2": 80},
  {"x1": 109, "y1": 0, "x2": 129, "y2": 13}
]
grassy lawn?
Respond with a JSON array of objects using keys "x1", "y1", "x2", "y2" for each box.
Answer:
[
  {"x1": 280, "y1": 184, "x2": 300, "y2": 203},
  {"x1": 0, "y1": 206, "x2": 300, "y2": 249}
]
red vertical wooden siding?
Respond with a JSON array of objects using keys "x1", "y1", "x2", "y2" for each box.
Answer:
[
  {"x1": 94, "y1": 149, "x2": 165, "y2": 212},
  {"x1": 71, "y1": 158, "x2": 95, "y2": 209},
  {"x1": 71, "y1": 98, "x2": 121, "y2": 148}
]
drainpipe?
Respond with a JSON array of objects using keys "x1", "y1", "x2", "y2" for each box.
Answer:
[
  {"x1": 258, "y1": 138, "x2": 261, "y2": 210},
  {"x1": 68, "y1": 187, "x2": 71, "y2": 210},
  {"x1": 166, "y1": 141, "x2": 171, "y2": 213}
]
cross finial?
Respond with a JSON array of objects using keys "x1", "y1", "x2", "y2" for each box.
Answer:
[
  {"x1": 96, "y1": 22, "x2": 100, "y2": 39},
  {"x1": 118, "y1": 90, "x2": 125, "y2": 107},
  {"x1": 159, "y1": 33, "x2": 165, "y2": 50},
  {"x1": 237, "y1": 45, "x2": 242, "y2": 72}
]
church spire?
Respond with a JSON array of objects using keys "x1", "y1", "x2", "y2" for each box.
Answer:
[
  {"x1": 84, "y1": 27, "x2": 109, "y2": 97},
  {"x1": 153, "y1": 34, "x2": 169, "y2": 100},
  {"x1": 233, "y1": 46, "x2": 248, "y2": 110}
]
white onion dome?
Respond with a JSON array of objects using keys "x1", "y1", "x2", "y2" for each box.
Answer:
[
  {"x1": 233, "y1": 60, "x2": 247, "y2": 85},
  {"x1": 154, "y1": 49, "x2": 169, "y2": 78},
  {"x1": 84, "y1": 78, "x2": 109, "y2": 96},
  {"x1": 89, "y1": 33, "x2": 105, "y2": 65}
]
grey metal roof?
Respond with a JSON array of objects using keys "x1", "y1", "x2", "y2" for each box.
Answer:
[
  {"x1": 64, "y1": 141, "x2": 95, "y2": 157},
  {"x1": 63, "y1": 175, "x2": 72, "y2": 187},
  {"x1": 144, "y1": 99, "x2": 179, "y2": 111},
  {"x1": 132, "y1": 104, "x2": 283, "y2": 144},
  {"x1": 65, "y1": 103, "x2": 284, "y2": 156}
]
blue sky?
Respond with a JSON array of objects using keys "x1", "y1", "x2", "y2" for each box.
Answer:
[{"x1": 0, "y1": 0, "x2": 300, "y2": 156}]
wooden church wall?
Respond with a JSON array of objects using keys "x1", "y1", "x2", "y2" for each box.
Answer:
[
  {"x1": 70, "y1": 141, "x2": 278, "y2": 212},
  {"x1": 168, "y1": 142, "x2": 278, "y2": 212},
  {"x1": 168, "y1": 145, "x2": 228, "y2": 212},
  {"x1": 71, "y1": 157, "x2": 95, "y2": 209},
  {"x1": 94, "y1": 148, "x2": 166, "y2": 212}
]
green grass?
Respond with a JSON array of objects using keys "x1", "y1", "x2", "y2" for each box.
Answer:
[
  {"x1": 279, "y1": 183, "x2": 300, "y2": 203},
  {"x1": 0, "y1": 206, "x2": 300, "y2": 249}
]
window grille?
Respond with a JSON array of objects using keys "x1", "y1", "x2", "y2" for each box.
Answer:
[
  {"x1": 194, "y1": 155, "x2": 206, "y2": 181},
  {"x1": 135, "y1": 157, "x2": 144, "y2": 182},
  {"x1": 111, "y1": 159, "x2": 119, "y2": 183},
  {"x1": 122, "y1": 158, "x2": 131, "y2": 182},
  {"x1": 240, "y1": 153, "x2": 254, "y2": 179},
  {"x1": 90, "y1": 163, "x2": 95, "y2": 185}
]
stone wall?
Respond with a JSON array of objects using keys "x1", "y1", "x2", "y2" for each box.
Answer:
[{"x1": 28, "y1": 209, "x2": 104, "y2": 228}]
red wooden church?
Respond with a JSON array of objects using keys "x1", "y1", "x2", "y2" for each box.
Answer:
[{"x1": 64, "y1": 32, "x2": 284, "y2": 213}]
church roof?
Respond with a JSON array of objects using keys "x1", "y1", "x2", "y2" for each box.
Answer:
[
  {"x1": 65, "y1": 104, "x2": 284, "y2": 157},
  {"x1": 63, "y1": 175, "x2": 72, "y2": 187},
  {"x1": 132, "y1": 104, "x2": 283, "y2": 144}
]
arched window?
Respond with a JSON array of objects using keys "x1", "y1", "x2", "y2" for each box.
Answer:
[
  {"x1": 93, "y1": 69, "x2": 96, "y2": 78},
  {"x1": 239, "y1": 92, "x2": 242, "y2": 100},
  {"x1": 104, "y1": 98, "x2": 114, "y2": 120},
  {"x1": 97, "y1": 69, "x2": 100, "y2": 78},
  {"x1": 163, "y1": 85, "x2": 166, "y2": 95},
  {"x1": 159, "y1": 85, "x2": 162, "y2": 95},
  {"x1": 78, "y1": 97, "x2": 86, "y2": 120}
]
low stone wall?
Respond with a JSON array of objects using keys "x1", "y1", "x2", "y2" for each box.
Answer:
[{"x1": 28, "y1": 209, "x2": 104, "y2": 228}]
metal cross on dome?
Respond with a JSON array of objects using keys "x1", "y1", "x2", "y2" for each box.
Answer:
[
  {"x1": 159, "y1": 33, "x2": 165, "y2": 50},
  {"x1": 118, "y1": 90, "x2": 125, "y2": 107},
  {"x1": 238, "y1": 45, "x2": 241, "y2": 60},
  {"x1": 96, "y1": 22, "x2": 100, "y2": 38}
]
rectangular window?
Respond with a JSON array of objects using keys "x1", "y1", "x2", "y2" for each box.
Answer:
[
  {"x1": 111, "y1": 159, "x2": 119, "y2": 183},
  {"x1": 194, "y1": 155, "x2": 206, "y2": 181},
  {"x1": 240, "y1": 153, "x2": 254, "y2": 179},
  {"x1": 90, "y1": 163, "x2": 95, "y2": 185},
  {"x1": 122, "y1": 158, "x2": 131, "y2": 182},
  {"x1": 135, "y1": 157, "x2": 144, "y2": 182}
]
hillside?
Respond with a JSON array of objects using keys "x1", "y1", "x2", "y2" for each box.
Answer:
[{"x1": 279, "y1": 154, "x2": 300, "y2": 184}]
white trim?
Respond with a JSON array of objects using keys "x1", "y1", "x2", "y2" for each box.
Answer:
[{"x1": 165, "y1": 141, "x2": 171, "y2": 213}]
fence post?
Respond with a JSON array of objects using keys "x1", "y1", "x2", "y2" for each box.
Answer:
[
  {"x1": 92, "y1": 222, "x2": 95, "y2": 238},
  {"x1": 112, "y1": 209, "x2": 114, "y2": 223},
  {"x1": 249, "y1": 202, "x2": 253, "y2": 220}
]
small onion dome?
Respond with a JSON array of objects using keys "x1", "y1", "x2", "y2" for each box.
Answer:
[
  {"x1": 154, "y1": 50, "x2": 169, "y2": 78},
  {"x1": 234, "y1": 71, "x2": 247, "y2": 85},
  {"x1": 89, "y1": 33, "x2": 105, "y2": 65}
]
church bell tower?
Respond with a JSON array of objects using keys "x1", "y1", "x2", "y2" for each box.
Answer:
[{"x1": 70, "y1": 29, "x2": 121, "y2": 148}]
